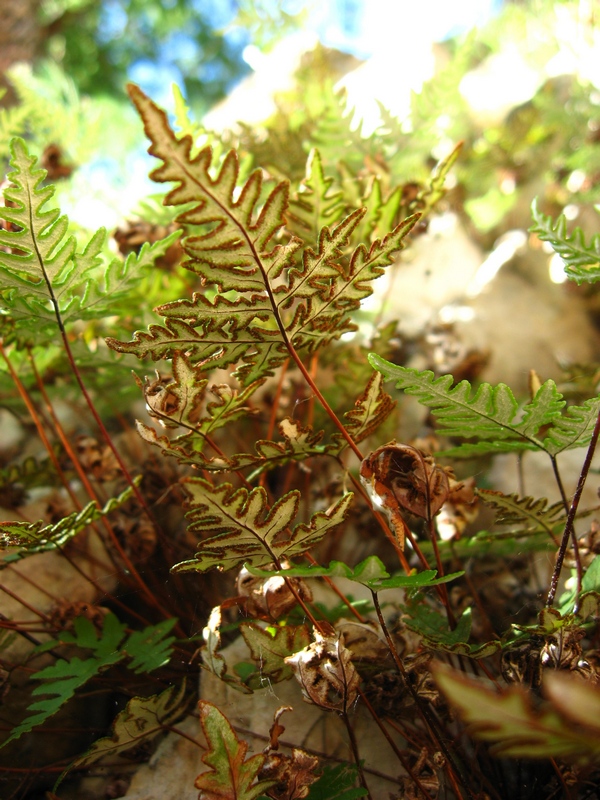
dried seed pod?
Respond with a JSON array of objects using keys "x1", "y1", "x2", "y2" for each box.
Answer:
[
  {"x1": 285, "y1": 630, "x2": 360, "y2": 711},
  {"x1": 501, "y1": 638, "x2": 543, "y2": 687},
  {"x1": 48, "y1": 599, "x2": 108, "y2": 632},
  {"x1": 141, "y1": 372, "x2": 182, "y2": 427},
  {"x1": 40, "y1": 143, "x2": 74, "y2": 180}
]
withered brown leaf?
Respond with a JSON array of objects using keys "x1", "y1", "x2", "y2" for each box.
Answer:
[
  {"x1": 259, "y1": 706, "x2": 319, "y2": 800},
  {"x1": 360, "y1": 442, "x2": 452, "y2": 546},
  {"x1": 237, "y1": 564, "x2": 313, "y2": 620},
  {"x1": 284, "y1": 630, "x2": 360, "y2": 711}
]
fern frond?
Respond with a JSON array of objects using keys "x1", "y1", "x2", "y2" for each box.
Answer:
[
  {"x1": 0, "y1": 484, "x2": 138, "y2": 566},
  {"x1": 288, "y1": 211, "x2": 418, "y2": 352},
  {"x1": 108, "y1": 87, "x2": 418, "y2": 384},
  {"x1": 543, "y1": 395, "x2": 600, "y2": 455},
  {"x1": 67, "y1": 682, "x2": 187, "y2": 773},
  {"x1": 342, "y1": 371, "x2": 396, "y2": 444},
  {"x1": 530, "y1": 198, "x2": 600, "y2": 284},
  {"x1": 0, "y1": 104, "x2": 29, "y2": 160},
  {"x1": 287, "y1": 148, "x2": 344, "y2": 245},
  {"x1": 0, "y1": 455, "x2": 59, "y2": 493},
  {"x1": 477, "y1": 489, "x2": 565, "y2": 536},
  {"x1": 368, "y1": 357, "x2": 567, "y2": 455},
  {"x1": 172, "y1": 478, "x2": 353, "y2": 573},
  {"x1": 3, "y1": 614, "x2": 177, "y2": 747},
  {"x1": 0, "y1": 138, "x2": 180, "y2": 341}
]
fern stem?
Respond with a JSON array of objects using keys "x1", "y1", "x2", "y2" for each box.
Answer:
[
  {"x1": 550, "y1": 454, "x2": 583, "y2": 599},
  {"x1": 370, "y1": 590, "x2": 471, "y2": 799},
  {"x1": 339, "y1": 709, "x2": 373, "y2": 799},
  {"x1": 259, "y1": 357, "x2": 289, "y2": 490},
  {"x1": 24, "y1": 346, "x2": 163, "y2": 603},
  {"x1": 426, "y1": 517, "x2": 456, "y2": 629},
  {"x1": 0, "y1": 356, "x2": 150, "y2": 624},
  {"x1": 0, "y1": 341, "x2": 80, "y2": 509},
  {"x1": 357, "y1": 688, "x2": 437, "y2": 800},
  {"x1": 286, "y1": 341, "x2": 365, "y2": 461},
  {"x1": 0, "y1": 582, "x2": 53, "y2": 625},
  {"x1": 21, "y1": 217, "x2": 173, "y2": 617},
  {"x1": 546, "y1": 410, "x2": 600, "y2": 608},
  {"x1": 304, "y1": 552, "x2": 367, "y2": 622},
  {"x1": 28, "y1": 225, "x2": 164, "y2": 557}
]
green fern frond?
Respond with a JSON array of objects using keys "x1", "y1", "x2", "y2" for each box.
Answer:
[
  {"x1": 0, "y1": 138, "x2": 181, "y2": 341},
  {"x1": 66, "y1": 682, "x2": 187, "y2": 775},
  {"x1": 530, "y1": 198, "x2": 600, "y2": 284},
  {"x1": 288, "y1": 210, "x2": 419, "y2": 352},
  {"x1": 287, "y1": 148, "x2": 344, "y2": 245},
  {"x1": 368, "y1": 357, "x2": 567, "y2": 455},
  {"x1": 0, "y1": 455, "x2": 60, "y2": 493},
  {"x1": 341, "y1": 371, "x2": 396, "y2": 444},
  {"x1": 543, "y1": 395, "x2": 600, "y2": 455},
  {"x1": 0, "y1": 484, "x2": 138, "y2": 566},
  {"x1": 172, "y1": 478, "x2": 353, "y2": 573},
  {"x1": 3, "y1": 614, "x2": 177, "y2": 747},
  {"x1": 0, "y1": 103, "x2": 29, "y2": 161}
]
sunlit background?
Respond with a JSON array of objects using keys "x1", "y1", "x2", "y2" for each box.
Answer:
[{"x1": 2, "y1": 0, "x2": 599, "y2": 300}]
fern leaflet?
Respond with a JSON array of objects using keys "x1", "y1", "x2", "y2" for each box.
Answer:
[
  {"x1": 172, "y1": 478, "x2": 353, "y2": 573},
  {"x1": 0, "y1": 484, "x2": 138, "y2": 566},
  {"x1": 530, "y1": 198, "x2": 600, "y2": 284},
  {"x1": 477, "y1": 490, "x2": 565, "y2": 536},
  {"x1": 3, "y1": 614, "x2": 177, "y2": 747},
  {"x1": 0, "y1": 138, "x2": 180, "y2": 342},
  {"x1": 66, "y1": 682, "x2": 188, "y2": 774},
  {"x1": 107, "y1": 86, "x2": 418, "y2": 384},
  {"x1": 287, "y1": 148, "x2": 344, "y2": 246},
  {"x1": 369, "y1": 357, "x2": 570, "y2": 454}
]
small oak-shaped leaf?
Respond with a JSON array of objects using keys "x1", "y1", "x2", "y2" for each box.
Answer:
[
  {"x1": 303, "y1": 763, "x2": 367, "y2": 799},
  {"x1": 195, "y1": 701, "x2": 276, "y2": 800},
  {"x1": 240, "y1": 623, "x2": 311, "y2": 688},
  {"x1": 285, "y1": 630, "x2": 360, "y2": 711}
]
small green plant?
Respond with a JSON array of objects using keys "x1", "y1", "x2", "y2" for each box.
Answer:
[{"x1": 2, "y1": 66, "x2": 600, "y2": 800}]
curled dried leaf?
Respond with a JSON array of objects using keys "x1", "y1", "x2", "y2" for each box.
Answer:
[
  {"x1": 337, "y1": 621, "x2": 390, "y2": 664},
  {"x1": 360, "y1": 442, "x2": 453, "y2": 546},
  {"x1": 237, "y1": 564, "x2": 313, "y2": 620},
  {"x1": 260, "y1": 749, "x2": 319, "y2": 800},
  {"x1": 284, "y1": 629, "x2": 360, "y2": 711},
  {"x1": 258, "y1": 707, "x2": 319, "y2": 800}
]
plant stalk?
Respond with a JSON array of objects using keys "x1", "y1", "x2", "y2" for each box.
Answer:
[{"x1": 546, "y1": 410, "x2": 600, "y2": 608}]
